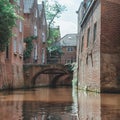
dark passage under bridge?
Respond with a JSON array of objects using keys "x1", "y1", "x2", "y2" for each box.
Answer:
[{"x1": 23, "y1": 64, "x2": 73, "y2": 88}]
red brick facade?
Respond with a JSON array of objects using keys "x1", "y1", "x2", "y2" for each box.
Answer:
[
  {"x1": 24, "y1": 0, "x2": 47, "y2": 64},
  {"x1": 61, "y1": 46, "x2": 76, "y2": 64},
  {"x1": 101, "y1": 0, "x2": 120, "y2": 92},
  {"x1": 58, "y1": 34, "x2": 77, "y2": 64},
  {"x1": 77, "y1": 0, "x2": 120, "y2": 92},
  {"x1": 0, "y1": 0, "x2": 24, "y2": 89}
]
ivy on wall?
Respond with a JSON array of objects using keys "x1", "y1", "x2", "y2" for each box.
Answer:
[{"x1": 23, "y1": 36, "x2": 37, "y2": 60}]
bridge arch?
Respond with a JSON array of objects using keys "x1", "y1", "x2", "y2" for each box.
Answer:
[
  {"x1": 23, "y1": 64, "x2": 72, "y2": 88},
  {"x1": 31, "y1": 68, "x2": 68, "y2": 86},
  {"x1": 50, "y1": 73, "x2": 72, "y2": 87}
]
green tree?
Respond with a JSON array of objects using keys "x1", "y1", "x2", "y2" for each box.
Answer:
[
  {"x1": 44, "y1": 0, "x2": 66, "y2": 42},
  {"x1": 44, "y1": 0, "x2": 66, "y2": 63},
  {"x1": 45, "y1": 0, "x2": 66, "y2": 26},
  {"x1": 0, "y1": 0, "x2": 19, "y2": 51}
]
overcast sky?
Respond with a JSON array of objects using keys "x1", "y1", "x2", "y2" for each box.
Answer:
[
  {"x1": 54, "y1": 0, "x2": 82, "y2": 37},
  {"x1": 38, "y1": 0, "x2": 83, "y2": 37}
]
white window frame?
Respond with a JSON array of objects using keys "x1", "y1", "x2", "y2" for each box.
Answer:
[
  {"x1": 19, "y1": 20, "x2": 22, "y2": 32},
  {"x1": 42, "y1": 48, "x2": 45, "y2": 64},
  {"x1": 35, "y1": 8, "x2": 38, "y2": 18},
  {"x1": 42, "y1": 32, "x2": 45, "y2": 43},
  {"x1": 34, "y1": 43, "x2": 38, "y2": 60},
  {"x1": 34, "y1": 25, "x2": 37, "y2": 36}
]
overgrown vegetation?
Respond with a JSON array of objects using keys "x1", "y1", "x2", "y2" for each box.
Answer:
[
  {"x1": 23, "y1": 36, "x2": 37, "y2": 60},
  {"x1": 0, "y1": 0, "x2": 19, "y2": 52}
]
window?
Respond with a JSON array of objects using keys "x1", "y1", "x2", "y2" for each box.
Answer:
[
  {"x1": 67, "y1": 47, "x2": 73, "y2": 52},
  {"x1": 42, "y1": 48, "x2": 45, "y2": 64},
  {"x1": 93, "y1": 22, "x2": 97, "y2": 42},
  {"x1": 34, "y1": 43, "x2": 38, "y2": 62},
  {"x1": 34, "y1": 25, "x2": 37, "y2": 36},
  {"x1": 6, "y1": 46, "x2": 9, "y2": 59},
  {"x1": 19, "y1": 20, "x2": 22, "y2": 32},
  {"x1": 35, "y1": 9, "x2": 37, "y2": 18},
  {"x1": 87, "y1": 27, "x2": 90, "y2": 47},
  {"x1": 42, "y1": 32, "x2": 45, "y2": 43},
  {"x1": 43, "y1": 18, "x2": 45, "y2": 25},
  {"x1": 81, "y1": 36, "x2": 84, "y2": 52},
  {"x1": 13, "y1": 39, "x2": 17, "y2": 53},
  {"x1": 19, "y1": 42, "x2": 23, "y2": 55}
]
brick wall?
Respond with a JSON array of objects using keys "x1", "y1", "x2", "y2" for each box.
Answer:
[
  {"x1": 61, "y1": 46, "x2": 76, "y2": 64},
  {"x1": 77, "y1": 0, "x2": 101, "y2": 92},
  {"x1": 24, "y1": 1, "x2": 47, "y2": 64},
  {"x1": 77, "y1": 0, "x2": 120, "y2": 92},
  {"x1": 101, "y1": 0, "x2": 120, "y2": 92},
  {"x1": 24, "y1": 14, "x2": 32, "y2": 38},
  {"x1": 0, "y1": 0, "x2": 24, "y2": 90}
]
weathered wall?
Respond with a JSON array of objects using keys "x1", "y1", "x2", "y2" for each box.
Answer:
[
  {"x1": 0, "y1": 0, "x2": 24, "y2": 90},
  {"x1": 78, "y1": 0, "x2": 101, "y2": 92},
  {"x1": 101, "y1": 0, "x2": 120, "y2": 92},
  {"x1": 0, "y1": 54, "x2": 24, "y2": 90}
]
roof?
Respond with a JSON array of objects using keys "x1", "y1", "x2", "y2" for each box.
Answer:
[
  {"x1": 23, "y1": 0, "x2": 34, "y2": 13},
  {"x1": 59, "y1": 34, "x2": 77, "y2": 46}
]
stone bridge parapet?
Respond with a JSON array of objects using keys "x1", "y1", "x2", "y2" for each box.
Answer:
[{"x1": 23, "y1": 64, "x2": 72, "y2": 88}]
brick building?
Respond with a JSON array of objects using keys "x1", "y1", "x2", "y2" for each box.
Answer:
[
  {"x1": 0, "y1": 0, "x2": 24, "y2": 89},
  {"x1": 77, "y1": 0, "x2": 120, "y2": 92},
  {"x1": 23, "y1": 0, "x2": 47, "y2": 64},
  {"x1": 57, "y1": 34, "x2": 77, "y2": 64}
]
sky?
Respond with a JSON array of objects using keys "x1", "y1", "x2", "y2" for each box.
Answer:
[
  {"x1": 54, "y1": 0, "x2": 82, "y2": 37},
  {"x1": 38, "y1": 0, "x2": 83, "y2": 37}
]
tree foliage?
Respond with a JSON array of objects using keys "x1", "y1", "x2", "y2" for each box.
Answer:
[
  {"x1": 44, "y1": 0, "x2": 66, "y2": 63},
  {"x1": 44, "y1": 0, "x2": 66, "y2": 51},
  {"x1": 0, "y1": 0, "x2": 19, "y2": 51},
  {"x1": 44, "y1": 0, "x2": 66, "y2": 26}
]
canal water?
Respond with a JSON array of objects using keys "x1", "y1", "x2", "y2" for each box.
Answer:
[{"x1": 0, "y1": 87, "x2": 120, "y2": 120}]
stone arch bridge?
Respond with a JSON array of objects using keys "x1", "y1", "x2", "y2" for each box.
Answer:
[{"x1": 23, "y1": 64, "x2": 73, "y2": 88}]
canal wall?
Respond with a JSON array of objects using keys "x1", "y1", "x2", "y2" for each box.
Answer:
[
  {"x1": 77, "y1": 0, "x2": 120, "y2": 93},
  {"x1": 0, "y1": 53, "x2": 24, "y2": 90}
]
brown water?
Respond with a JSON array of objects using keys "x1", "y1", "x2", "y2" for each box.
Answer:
[{"x1": 0, "y1": 87, "x2": 120, "y2": 120}]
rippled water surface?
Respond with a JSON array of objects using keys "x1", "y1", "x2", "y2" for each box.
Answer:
[{"x1": 0, "y1": 87, "x2": 120, "y2": 120}]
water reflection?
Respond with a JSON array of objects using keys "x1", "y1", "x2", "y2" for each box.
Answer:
[
  {"x1": 0, "y1": 88, "x2": 78, "y2": 120},
  {"x1": 0, "y1": 88, "x2": 120, "y2": 120},
  {"x1": 78, "y1": 91, "x2": 120, "y2": 120},
  {"x1": 101, "y1": 94, "x2": 120, "y2": 120},
  {"x1": 78, "y1": 91, "x2": 101, "y2": 120}
]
